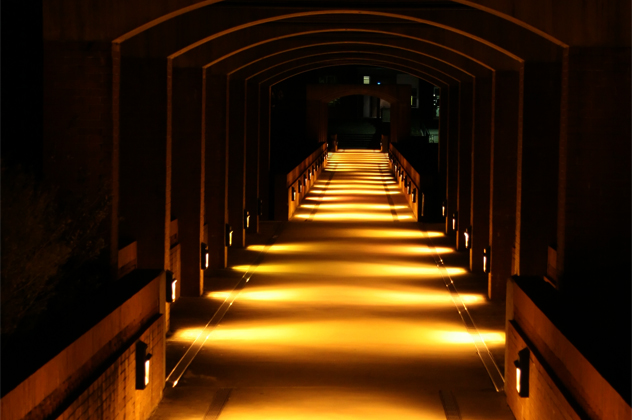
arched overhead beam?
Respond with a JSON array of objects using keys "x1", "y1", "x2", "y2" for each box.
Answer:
[
  {"x1": 52, "y1": 0, "x2": 623, "y2": 48},
  {"x1": 222, "y1": 38, "x2": 480, "y2": 79},
  {"x1": 117, "y1": 7, "x2": 556, "y2": 65},
  {"x1": 231, "y1": 50, "x2": 465, "y2": 85},
  {"x1": 171, "y1": 19, "x2": 516, "y2": 71}
]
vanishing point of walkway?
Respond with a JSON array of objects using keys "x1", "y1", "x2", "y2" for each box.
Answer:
[{"x1": 151, "y1": 150, "x2": 514, "y2": 420}]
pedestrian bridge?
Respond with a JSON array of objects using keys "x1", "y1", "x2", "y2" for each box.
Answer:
[{"x1": 154, "y1": 150, "x2": 512, "y2": 419}]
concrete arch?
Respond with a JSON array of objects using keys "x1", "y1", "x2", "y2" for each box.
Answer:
[{"x1": 117, "y1": 7, "x2": 557, "y2": 64}]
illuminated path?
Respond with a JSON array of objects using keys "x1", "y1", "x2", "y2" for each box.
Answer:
[{"x1": 153, "y1": 150, "x2": 514, "y2": 420}]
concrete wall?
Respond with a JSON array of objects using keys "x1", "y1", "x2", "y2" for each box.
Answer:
[{"x1": 0, "y1": 272, "x2": 165, "y2": 420}]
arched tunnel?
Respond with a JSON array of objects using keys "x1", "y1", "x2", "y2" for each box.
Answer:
[{"x1": 1, "y1": 1, "x2": 630, "y2": 419}]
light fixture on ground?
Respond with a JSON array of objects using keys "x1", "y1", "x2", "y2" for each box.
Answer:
[
  {"x1": 225, "y1": 224, "x2": 233, "y2": 247},
  {"x1": 464, "y1": 226, "x2": 472, "y2": 249},
  {"x1": 136, "y1": 341, "x2": 152, "y2": 390},
  {"x1": 201, "y1": 243, "x2": 209, "y2": 270},
  {"x1": 244, "y1": 210, "x2": 250, "y2": 229},
  {"x1": 514, "y1": 348, "x2": 530, "y2": 397},
  {"x1": 483, "y1": 245, "x2": 491, "y2": 273}
]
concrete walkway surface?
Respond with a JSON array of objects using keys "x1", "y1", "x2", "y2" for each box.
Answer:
[{"x1": 151, "y1": 150, "x2": 514, "y2": 420}]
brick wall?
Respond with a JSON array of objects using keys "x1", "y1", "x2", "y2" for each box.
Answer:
[
  {"x1": 55, "y1": 316, "x2": 164, "y2": 420},
  {"x1": 1, "y1": 272, "x2": 165, "y2": 420},
  {"x1": 506, "y1": 277, "x2": 631, "y2": 420}
]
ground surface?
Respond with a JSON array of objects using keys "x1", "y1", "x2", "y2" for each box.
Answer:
[{"x1": 152, "y1": 150, "x2": 514, "y2": 420}]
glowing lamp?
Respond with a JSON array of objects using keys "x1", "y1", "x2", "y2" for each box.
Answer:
[
  {"x1": 136, "y1": 341, "x2": 152, "y2": 390},
  {"x1": 442, "y1": 200, "x2": 447, "y2": 218},
  {"x1": 200, "y1": 243, "x2": 209, "y2": 270},
  {"x1": 452, "y1": 212, "x2": 458, "y2": 231},
  {"x1": 244, "y1": 210, "x2": 250, "y2": 229},
  {"x1": 464, "y1": 226, "x2": 472, "y2": 249},
  {"x1": 291, "y1": 187, "x2": 296, "y2": 201},
  {"x1": 257, "y1": 198, "x2": 264, "y2": 216},
  {"x1": 483, "y1": 245, "x2": 491, "y2": 273},
  {"x1": 166, "y1": 270, "x2": 177, "y2": 302},
  {"x1": 406, "y1": 182, "x2": 411, "y2": 195},
  {"x1": 308, "y1": 171, "x2": 312, "y2": 181},
  {"x1": 298, "y1": 182, "x2": 303, "y2": 193},
  {"x1": 514, "y1": 348, "x2": 530, "y2": 397},
  {"x1": 225, "y1": 224, "x2": 233, "y2": 247},
  {"x1": 412, "y1": 188, "x2": 417, "y2": 203}
]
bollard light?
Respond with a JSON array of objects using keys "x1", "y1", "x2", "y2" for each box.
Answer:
[
  {"x1": 225, "y1": 224, "x2": 233, "y2": 247},
  {"x1": 136, "y1": 341, "x2": 152, "y2": 390},
  {"x1": 514, "y1": 348, "x2": 530, "y2": 397},
  {"x1": 244, "y1": 210, "x2": 250, "y2": 229},
  {"x1": 201, "y1": 243, "x2": 209, "y2": 270},
  {"x1": 464, "y1": 226, "x2": 472, "y2": 249},
  {"x1": 291, "y1": 186, "x2": 296, "y2": 201},
  {"x1": 483, "y1": 245, "x2": 491, "y2": 273}
]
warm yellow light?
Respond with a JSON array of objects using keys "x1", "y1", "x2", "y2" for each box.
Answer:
[
  {"x1": 295, "y1": 213, "x2": 412, "y2": 221},
  {"x1": 516, "y1": 367, "x2": 522, "y2": 393},
  {"x1": 171, "y1": 279, "x2": 177, "y2": 302},
  {"x1": 144, "y1": 359, "x2": 150, "y2": 386}
]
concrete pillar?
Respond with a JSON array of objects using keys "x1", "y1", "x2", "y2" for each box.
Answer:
[
  {"x1": 117, "y1": 55, "x2": 169, "y2": 271},
  {"x1": 204, "y1": 72, "x2": 228, "y2": 269},
  {"x1": 259, "y1": 84, "x2": 272, "y2": 220},
  {"x1": 171, "y1": 66, "x2": 204, "y2": 296},
  {"x1": 557, "y1": 47, "x2": 631, "y2": 293},
  {"x1": 227, "y1": 78, "x2": 247, "y2": 248},
  {"x1": 488, "y1": 70, "x2": 520, "y2": 300},
  {"x1": 437, "y1": 84, "x2": 449, "y2": 202},
  {"x1": 456, "y1": 80, "x2": 474, "y2": 251},
  {"x1": 445, "y1": 83, "x2": 460, "y2": 235},
  {"x1": 470, "y1": 75, "x2": 493, "y2": 272},
  {"x1": 514, "y1": 61, "x2": 561, "y2": 276},
  {"x1": 245, "y1": 80, "x2": 260, "y2": 234}
]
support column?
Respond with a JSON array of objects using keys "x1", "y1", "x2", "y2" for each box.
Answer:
[
  {"x1": 514, "y1": 61, "x2": 561, "y2": 276},
  {"x1": 245, "y1": 80, "x2": 260, "y2": 234},
  {"x1": 437, "y1": 84, "x2": 449, "y2": 205},
  {"x1": 445, "y1": 83, "x2": 460, "y2": 235},
  {"x1": 171, "y1": 65, "x2": 204, "y2": 296},
  {"x1": 227, "y1": 78, "x2": 247, "y2": 248},
  {"x1": 456, "y1": 80, "x2": 474, "y2": 251},
  {"x1": 259, "y1": 84, "x2": 271, "y2": 220},
  {"x1": 118, "y1": 54, "x2": 169, "y2": 271},
  {"x1": 470, "y1": 75, "x2": 493, "y2": 272},
  {"x1": 204, "y1": 72, "x2": 228, "y2": 269},
  {"x1": 488, "y1": 70, "x2": 520, "y2": 300},
  {"x1": 558, "y1": 47, "x2": 631, "y2": 295}
]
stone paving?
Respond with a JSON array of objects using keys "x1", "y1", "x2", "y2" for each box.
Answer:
[{"x1": 151, "y1": 150, "x2": 514, "y2": 420}]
